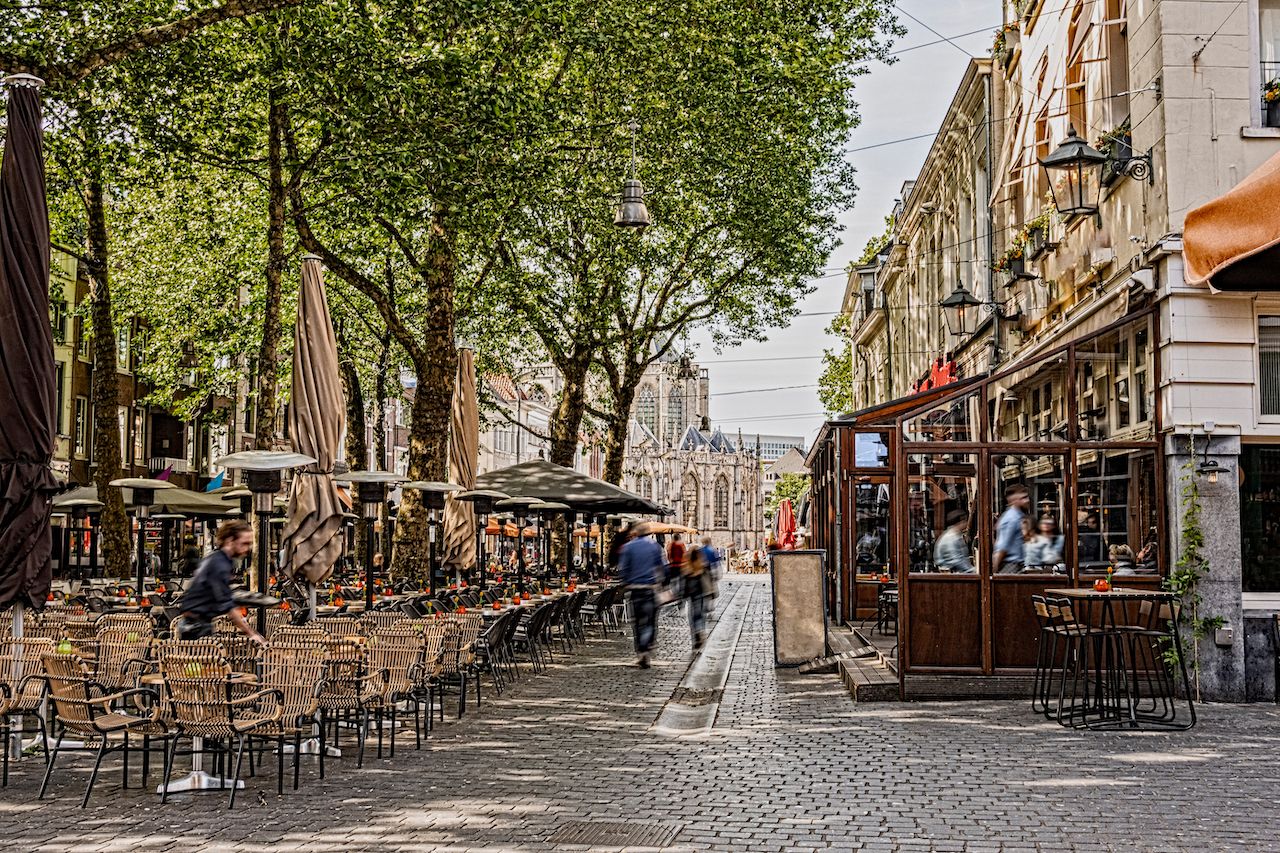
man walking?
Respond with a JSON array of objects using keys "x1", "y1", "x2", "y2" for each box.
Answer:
[
  {"x1": 174, "y1": 519, "x2": 266, "y2": 645},
  {"x1": 993, "y1": 484, "x2": 1030, "y2": 574},
  {"x1": 618, "y1": 523, "x2": 664, "y2": 668}
]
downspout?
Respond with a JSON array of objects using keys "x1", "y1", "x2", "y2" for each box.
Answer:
[
  {"x1": 881, "y1": 291, "x2": 894, "y2": 398},
  {"x1": 984, "y1": 67, "x2": 999, "y2": 369}
]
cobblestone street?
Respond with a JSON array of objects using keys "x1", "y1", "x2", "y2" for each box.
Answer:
[{"x1": 3, "y1": 575, "x2": 1280, "y2": 852}]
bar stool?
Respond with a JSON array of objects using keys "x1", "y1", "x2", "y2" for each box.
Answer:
[
  {"x1": 873, "y1": 584, "x2": 898, "y2": 636},
  {"x1": 1031, "y1": 595, "x2": 1088, "y2": 720}
]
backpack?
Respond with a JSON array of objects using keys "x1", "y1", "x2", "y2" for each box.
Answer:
[{"x1": 682, "y1": 545, "x2": 707, "y2": 577}]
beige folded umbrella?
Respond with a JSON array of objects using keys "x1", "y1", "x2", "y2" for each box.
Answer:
[
  {"x1": 442, "y1": 347, "x2": 478, "y2": 574},
  {"x1": 281, "y1": 255, "x2": 346, "y2": 584},
  {"x1": 1184, "y1": 151, "x2": 1280, "y2": 291}
]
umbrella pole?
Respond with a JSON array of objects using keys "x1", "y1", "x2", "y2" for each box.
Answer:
[
  {"x1": 364, "y1": 516, "x2": 375, "y2": 611},
  {"x1": 9, "y1": 604, "x2": 22, "y2": 761},
  {"x1": 308, "y1": 582, "x2": 317, "y2": 622}
]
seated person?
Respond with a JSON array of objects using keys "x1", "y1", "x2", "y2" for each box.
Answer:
[
  {"x1": 1110, "y1": 543, "x2": 1138, "y2": 576},
  {"x1": 932, "y1": 510, "x2": 975, "y2": 573},
  {"x1": 1023, "y1": 515, "x2": 1065, "y2": 573}
]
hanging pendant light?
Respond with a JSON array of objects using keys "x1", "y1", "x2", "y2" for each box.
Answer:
[
  {"x1": 614, "y1": 119, "x2": 651, "y2": 230},
  {"x1": 939, "y1": 283, "x2": 983, "y2": 338}
]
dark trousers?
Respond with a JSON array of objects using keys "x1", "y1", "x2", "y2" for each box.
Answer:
[
  {"x1": 630, "y1": 587, "x2": 656, "y2": 654},
  {"x1": 685, "y1": 580, "x2": 707, "y2": 640},
  {"x1": 175, "y1": 614, "x2": 214, "y2": 640}
]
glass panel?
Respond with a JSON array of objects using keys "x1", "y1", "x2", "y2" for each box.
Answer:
[
  {"x1": 854, "y1": 431, "x2": 890, "y2": 467},
  {"x1": 903, "y1": 390, "x2": 981, "y2": 442},
  {"x1": 1076, "y1": 447, "x2": 1159, "y2": 576},
  {"x1": 991, "y1": 452, "x2": 1068, "y2": 576},
  {"x1": 1260, "y1": 317, "x2": 1280, "y2": 416},
  {"x1": 1242, "y1": 445, "x2": 1280, "y2": 592},
  {"x1": 907, "y1": 453, "x2": 977, "y2": 574},
  {"x1": 1075, "y1": 315, "x2": 1155, "y2": 441},
  {"x1": 852, "y1": 475, "x2": 891, "y2": 574},
  {"x1": 987, "y1": 356, "x2": 1069, "y2": 442}
]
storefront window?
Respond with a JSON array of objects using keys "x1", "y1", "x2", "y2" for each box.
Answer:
[
  {"x1": 903, "y1": 390, "x2": 980, "y2": 442},
  {"x1": 852, "y1": 476, "x2": 890, "y2": 574},
  {"x1": 1076, "y1": 448, "x2": 1159, "y2": 575},
  {"x1": 1075, "y1": 315, "x2": 1154, "y2": 441},
  {"x1": 990, "y1": 452, "x2": 1068, "y2": 576},
  {"x1": 907, "y1": 453, "x2": 977, "y2": 574},
  {"x1": 854, "y1": 431, "x2": 890, "y2": 467},
  {"x1": 1240, "y1": 446, "x2": 1280, "y2": 592},
  {"x1": 987, "y1": 359, "x2": 1068, "y2": 442}
]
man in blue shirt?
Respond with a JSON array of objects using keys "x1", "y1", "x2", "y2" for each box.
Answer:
[
  {"x1": 993, "y1": 484, "x2": 1030, "y2": 574},
  {"x1": 175, "y1": 519, "x2": 265, "y2": 644},
  {"x1": 618, "y1": 523, "x2": 664, "y2": 668}
]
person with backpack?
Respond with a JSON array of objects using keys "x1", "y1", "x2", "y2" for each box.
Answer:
[{"x1": 681, "y1": 541, "x2": 711, "y2": 649}]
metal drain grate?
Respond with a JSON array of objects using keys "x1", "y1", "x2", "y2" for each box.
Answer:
[
  {"x1": 671, "y1": 686, "x2": 722, "y2": 706},
  {"x1": 547, "y1": 820, "x2": 681, "y2": 847}
]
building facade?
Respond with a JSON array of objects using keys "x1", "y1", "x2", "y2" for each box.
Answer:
[
  {"x1": 619, "y1": 355, "x2": 764, "y2": 551},
  {"x1": 832, "y1": 0, "x2": 1280, "y2": 700}
]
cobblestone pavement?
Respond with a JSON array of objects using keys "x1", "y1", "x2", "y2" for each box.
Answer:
[{"x1": 3, "y1": 575, "x2": 1280, "y2": 852}]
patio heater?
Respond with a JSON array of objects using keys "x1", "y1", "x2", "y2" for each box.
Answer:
[
  {"x1": 343, "y1": 470, "x2": 405, "y2": 611},
  {"x1": 213, "y1": 451, "x2": 316, "y2": 634},
  {"x1": 108, "y1": 477, "x2": 176, "y2": 600},
  {"x1": 225, "y1": 486, "x2": 253, "y2": 518},
  {"x1": 594, "y1": 512, "x2": 609, "y2": 579},
  {"x1": 151, "y1": 512, "x2": 186, "y2": 581},
  {"x1": 402, "y1": 481, "x2": 461, "y2": 595},
  {"x1": 496, "y1": 497, "x2": 540, "y2": 594},
  {"x1": 453, "y1": 489, "x2": 509, "y2": 590},
  {"x1": 59, "y1": 497, "x2": 102, "y2": 580},
  {"x1": 529, "y1": 502, "x2": 571, "y2": 587}
]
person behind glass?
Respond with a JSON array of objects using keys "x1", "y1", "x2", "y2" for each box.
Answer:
[
  {"x1": 174, "y1": 519, "x2": 265, "y2": 645},
  {"x1": 1024, "y1": 514, "x2": 1065, "y2": 572},
  {"x1": 618, "y1": 523, "x2": 664, "y2": 668},
  {"x1": 1110, "y1": 543, "x2": 1138, "y2": 576},
  {"x1": 993, "y1": 483, "x2": 1030, "y2": 574},
  {"x1": 1077, "y1": 511, "x2": 1103, "y2": 565},
  {"x1": 933, "y1": 510, "x2": 974, "y2": 573}
]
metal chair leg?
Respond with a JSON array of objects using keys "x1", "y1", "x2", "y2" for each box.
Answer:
[
  {"x1": 39, "y1": 731, "x2": 64, "y2": 799},
  {"x1": 81, "y1": 740, "x2": 108, "y2": 809},
  {"x1": 229, "y1": 734, "x2": 247, "y2": 809}
]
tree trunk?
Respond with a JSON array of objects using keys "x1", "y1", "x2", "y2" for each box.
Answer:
[
  {"x1": 602, "y1": 371, "x2": 640, "y2": 485},
  {"x1": 337, "y1": 329, "x2": 367, "y2": 573},
  {"x1": 549, "y1": 354, "x2": 590, "y2": 468},
  {"x1": 391, "y1": 211, "x2": 457, "y2": 582},
  {"x1": 85, "y1": 154, "x2": 130, "y2": 579},
  {"x1": 254, "y1": 84, "x2": 287, "y2": 451}
]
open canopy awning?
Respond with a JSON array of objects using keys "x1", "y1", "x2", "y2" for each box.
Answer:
[
  {"x1": 475, "y1": 460, "x2": 665, "y2": 514},
  {"x1": 1185, "y1": 151, "x2": 1280, "y2": 292}
]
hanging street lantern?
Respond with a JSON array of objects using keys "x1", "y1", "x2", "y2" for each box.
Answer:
[
  {"x1": 613, "y1": 119, "x2": 651, "y2": 230},
  {"x1": 1038, "y1": 125, "x2": 1108, "y2": 217},
  {"x1": 940, "y1": 283, "x2": 983, "y2": 338}
]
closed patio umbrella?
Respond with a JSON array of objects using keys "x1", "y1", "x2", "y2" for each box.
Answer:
[
  {"x1": 442, "y1": 347, "x2": 478, "y2": 582},
  {"x1": 0, "y1": 75, "x2": 57, "y2": 612},
  {"x1": 281, "y1": 255, "x2": 346, "y2": 596},
  {"x1": 775, "y1": 498, "x2": 797, "y2": 551}
]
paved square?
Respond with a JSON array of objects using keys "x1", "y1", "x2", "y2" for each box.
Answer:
[{"x1": 2, "y1": 575, "x2": 1278, "y2": 852}]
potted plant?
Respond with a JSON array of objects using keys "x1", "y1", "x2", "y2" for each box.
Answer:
[
  {"x1": 993, "y1": 23, "x2": 1020, "y2": 67},
  {"x1": 1097, "y1": 119, "x2": 1133, "y2": 186},
  {"x1": 1023, "y1": 207, "x2": 1056, "y2": 259},
  {"x1": 993, "y1": 243, "x2": 1033, "y2": 281},
  {"x1": 1266, "y1": 79, "x2": 1280, "y2": 128}
]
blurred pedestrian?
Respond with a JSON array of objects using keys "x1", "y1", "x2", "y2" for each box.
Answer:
[
  {"x1": 618, "y1": 523, "x2": 663, "y2": 668},
  {"x1": 174, "y1": 520, "x2": 265, "y2": 645}
]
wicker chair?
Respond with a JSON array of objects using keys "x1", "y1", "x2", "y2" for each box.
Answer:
[
  {"x1": 316, "y1": 637, "x2": 385, "y2": 767},
  {"x1": 364, "y1": 626, "x2": 428, "y2": 756},
  {"x1": 362, "y1": 611, "x2": 406, "y2": 634},
  {"x1": 158, "y1": 649, "x2": 282, "y2": 807},
  {"x1": 254, "y1": 642, "x2": 329, "y2": 789},
  {"x1": 406, "y1": 623, "x2": 447, "y2": 733},
  {"x1": 262, "y1": 608, "x2": 292, "y2": 639},
  {"x1": 437, "y1": 613, "x2": 484, "y2": 718},
  {"x1": 92, "y1": 627, "x2": 153, "y2": 694},
  {"x1": 0, "y1": 637, "x2": 54, "y2": 785},
  {"x1": 271, "y1": 624, "x2": 327, "y2": 646},
  {"x1": 38, "y1": 651, "x2": 168, "y2": 808},
  {"x1": 317, "y1": 616, "x2": 362, "y2": 638}
]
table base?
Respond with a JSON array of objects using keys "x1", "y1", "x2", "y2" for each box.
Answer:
[{"x1": 156, "y1": 770, "x2": 244, "y2": 794}]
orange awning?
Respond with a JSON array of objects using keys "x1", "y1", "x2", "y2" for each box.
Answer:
[{"x1": 1185, "y1": 151, "x2": 1280, "y2": 291}]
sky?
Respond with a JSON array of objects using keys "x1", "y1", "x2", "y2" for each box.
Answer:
[{"x1": 694, "y1": 0, "x2": 997, "y2": 451}]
